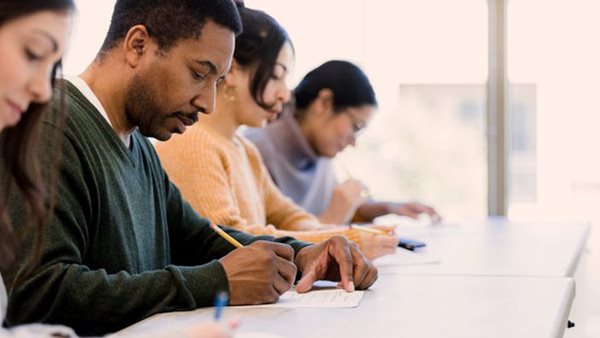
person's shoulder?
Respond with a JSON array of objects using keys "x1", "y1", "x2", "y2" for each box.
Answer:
[
  {"x1": 238, "y1": 134, "x2": 262, "y2": 157},
  {"x1": 244, "y1": 126, "x2": 271, "y2": 148},
  {"x1": 158, "y1": 124, "x2": 226, "y2": 154},
  {"x1": 244, "y1": 126, "x2": 267, "y2": 140},
  {"x1": 46, "y1": 80, "x2": 104, "y2": 131}
]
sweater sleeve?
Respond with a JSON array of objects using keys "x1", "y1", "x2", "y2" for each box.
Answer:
[
  {"x1": 4, "y1": 133, "x2": 232, "y2": 335},
  {"x1": 5, "y1": 128, "x2": 310, "y2": 336}
]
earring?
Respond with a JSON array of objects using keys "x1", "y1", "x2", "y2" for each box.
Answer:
[{"x1": 224, "y1": 85, "x2": 238, "y2": 102}]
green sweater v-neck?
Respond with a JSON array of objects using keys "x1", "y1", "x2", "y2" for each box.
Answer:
[{"x1": 2, "y1": 81, "x2": 308, "y2": 336}]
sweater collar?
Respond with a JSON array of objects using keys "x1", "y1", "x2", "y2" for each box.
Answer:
[{"x1": 267, "y1": 113, "x2": 319, "y2": 170}]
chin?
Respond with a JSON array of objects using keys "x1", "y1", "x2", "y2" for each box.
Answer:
[
  {"x1": 247, "y1": 120, "x2": 267, "y2": 128},
  {"x1": 156, "y1": 130, "x2": 175, "y2": 141},
  {"x1": 140, "y1": 127, "x2": 172, "y2": 141},
  {"x1": 318, "y1": 147, "x2": 337, "y2": 158}
]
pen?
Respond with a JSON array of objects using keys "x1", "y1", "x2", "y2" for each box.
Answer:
[
  {"x1": 214, "y1": 291, "x2": 228, "y2": 321},
  {"x1": 210, "y1": 223, "x2": 244, "y2": 248},
  {"x1": 350, "y1": 224, "x2": 390, "y2": 235}
]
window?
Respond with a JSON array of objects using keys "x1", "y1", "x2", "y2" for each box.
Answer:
[{"x1": 507, "y1": 0, "x2": 600, "y2": 221}]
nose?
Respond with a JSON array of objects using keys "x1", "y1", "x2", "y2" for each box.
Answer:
[
  {"x1": 28, "y1": 68, "x2": 53, "y2": 103},
  {"x1": 192, "y1": 81, "x2": 216, "y2": 114},
  {"x1": 280, "y1": 87, "x2": 292, "y2": 104}
]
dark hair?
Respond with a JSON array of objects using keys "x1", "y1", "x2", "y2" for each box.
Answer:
[
  {"x1": 0, "y1": 0, "x2": 74, "y2": 25},
  {"x1": 234, "y1": 2, "x2": 293, "y2": 109},
  {"x1": 294, "y1": 60, "x2": 377, "y2": 117},
  {"x1": 0, "y1": 0, "x2": 75, "y2": 269},
  {"x1": 100, "y1": 0, "x2": 242, "y2": 54}
]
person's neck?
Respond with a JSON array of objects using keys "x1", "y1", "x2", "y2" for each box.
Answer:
[
  {"x1": 296, "y1": 108, "x2": 314, "y2": 140},
  {"x1": 200, "y1": 94, "x2": 240, "y2": 140},
  {"x1": 296, "y1": 107, "x2": 322, "y2": 154},
  {"x1": 80, "y1": 60, "x2": 136, "y2": 147}
]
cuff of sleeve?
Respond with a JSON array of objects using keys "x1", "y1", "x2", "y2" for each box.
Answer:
[
  {"x1": 173, "y1": 260, "x2": 229, "y2": 308},
  {"x1": 273, "y1": 236, "x2": 312, "y2": 256}
]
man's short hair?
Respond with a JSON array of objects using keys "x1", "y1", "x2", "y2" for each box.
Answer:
[{"x1": 100, "y1": 0, "x2": 242, "y2": 54}]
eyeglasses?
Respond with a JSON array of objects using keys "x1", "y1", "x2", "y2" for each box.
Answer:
[{"x1": 344, "y1": 110, "x2": 368, "y2": 137}]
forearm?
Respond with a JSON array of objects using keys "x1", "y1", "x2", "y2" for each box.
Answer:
[
  {"x1": 222, "y1": 225, "x2": 312, "y2": 254},
  {"x1": 244, "y1": 225, "x2": 360, "y2": 247},
  {"x1": 354, "y1": 201, "x2": 392, "y2": 223},
  {"x1": 6, "y1": 261, "x2": 228, "y2": 336},
  {"x1": 318, "y1": 206, "x2": 352, "y2": 225}
]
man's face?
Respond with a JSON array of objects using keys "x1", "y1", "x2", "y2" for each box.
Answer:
[{"x1": 126, "y1": 20, "x2": 234, "y2": 141}]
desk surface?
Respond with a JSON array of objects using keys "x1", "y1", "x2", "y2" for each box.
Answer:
[
  {"x1": 119, "y1": 275, "x2": 575, "y2": 338},
  {"x1": 375, "y1": 218, "x2": 590, "y2": 277}
]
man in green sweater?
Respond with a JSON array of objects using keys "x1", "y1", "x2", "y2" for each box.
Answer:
[{"x1": 2, "y1": 0, "x2": 377, "y2": 336}]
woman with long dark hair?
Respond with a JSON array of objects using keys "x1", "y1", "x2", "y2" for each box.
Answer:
[
  {"x1": 0, "y1": 1, "x2": 236, "y2": 337},
  {"x1": 0, "y1": 2, "x2": 76, "y2": 336}
]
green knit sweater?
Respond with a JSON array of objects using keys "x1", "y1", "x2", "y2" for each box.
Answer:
[{"x1": 2, "y1": 81, "x2": 309, "y2": 336}]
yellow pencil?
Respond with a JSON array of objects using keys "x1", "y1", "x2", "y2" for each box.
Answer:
[
  {"x1": 210, "y1": 223, "x2": 244, "y2": 248},
  {"x1": 350, "y1": 224, "x2": 390, "y2": 235}
]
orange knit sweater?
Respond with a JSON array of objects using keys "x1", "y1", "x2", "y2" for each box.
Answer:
[{"x1": 154, "y1": 123, "x2": 361, "y2": 245}]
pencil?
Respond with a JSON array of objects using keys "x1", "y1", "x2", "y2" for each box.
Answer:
[
  {"x1": 350, "y1": 224, "x2": 390, "y2": 235},
  {"x1": 337, "y1": 160, "x2": 372, "y2": 199},
  {"x1": 210, "y1": 223, "x2": 244, "y2": 248}
]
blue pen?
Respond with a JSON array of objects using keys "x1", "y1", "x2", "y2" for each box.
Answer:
[{"x1": 214, "y1": 291, "x2": 228, "y2": 321}]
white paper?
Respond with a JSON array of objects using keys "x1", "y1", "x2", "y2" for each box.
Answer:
[
  {"x1": 237, "y1": 287, "x2": 364, "y2": 309},
  {"x1": 374, "y1": 248, "x2": 441, "y2": 267}
]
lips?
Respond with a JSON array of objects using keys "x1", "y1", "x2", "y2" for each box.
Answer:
[
  {"x1": 6, "y1": 99, "x2": 26, "y2": 115},
  {"x1": 171, "y1": 112, "x2": 198, "y2": 134},
  {"x1": 266, "y1": 109, "x2": 281, "y2": 122},
  {"x1": 177, "y1": 112, "x2": 198, "y2": 126}
]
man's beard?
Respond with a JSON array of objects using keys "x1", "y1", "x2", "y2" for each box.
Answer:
[
  {"x1": 125, "y1": 74, "x2": 200, "y2": 141},
  {"x1": 125, "y1": 75, "x2": 171, "y2": 140}
]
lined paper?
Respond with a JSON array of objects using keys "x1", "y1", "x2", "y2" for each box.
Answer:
[{"x1": 238, "y1": 288, "x2": 364, "y2": 308}]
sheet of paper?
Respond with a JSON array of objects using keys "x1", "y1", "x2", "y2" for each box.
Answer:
[
  {"x1": 236, "y1": 287, "x2": 364, "y2": 309},
  {"x1": 374, "y1": 248, "x2": 441, "y2": 267}
]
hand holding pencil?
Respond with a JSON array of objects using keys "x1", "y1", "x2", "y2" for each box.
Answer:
[{"x1": 349, "y1": 224, "x2": 398, "y2": 260}]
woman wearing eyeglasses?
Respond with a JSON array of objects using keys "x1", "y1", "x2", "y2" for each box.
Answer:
[{"x1": 246, "y1": 60, "x2": 440, "y2": 225}]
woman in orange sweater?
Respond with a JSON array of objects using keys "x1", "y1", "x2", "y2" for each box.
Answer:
[{"x1": 155, "y1": 2, "x2": 397, "y2": 260}]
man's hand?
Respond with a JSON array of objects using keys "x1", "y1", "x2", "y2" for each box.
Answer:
[
  {"x1": 294, "y1": 236, "x2": 378, "y2": 293},
  {"x1": 219, "y1": 241, "x2": 297, "y2": 305}
]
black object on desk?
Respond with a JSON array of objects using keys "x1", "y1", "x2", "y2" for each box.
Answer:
[{"x1": 398, "y1": 237, "x2": 426, "y2": 251}]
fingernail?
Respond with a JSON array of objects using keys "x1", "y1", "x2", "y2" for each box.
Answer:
[{"x1": 348, "y1": 281, "x2": 355, "y2": 292}]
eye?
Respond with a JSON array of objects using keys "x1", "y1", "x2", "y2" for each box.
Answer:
[
  {"x1": 191, "y1": 69, "x2": 206, "y2": 81},
  {"x1": 25, "y1": 48, "x2": 42, "y2": 61}
]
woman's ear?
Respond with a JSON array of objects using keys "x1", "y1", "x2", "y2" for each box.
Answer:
[
  {"x1": 315, "y1": 88, "x2": 335, "y2": 116},
  {"x1": 223, "y1": 60, "x2": 244, "y2": 87}
]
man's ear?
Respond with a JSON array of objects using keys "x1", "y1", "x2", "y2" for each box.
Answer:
[
  {"x1": 315, "y1": 88, "x2": 335, "y2": 117},
  {"x1": 123, "y1": 24, "x2": 152, "y2": 67}
]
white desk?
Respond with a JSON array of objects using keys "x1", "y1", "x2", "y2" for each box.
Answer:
[
  {"x1": 376, "y1": 219, "x2": 590, "y2": 277},
  {"x1": 118, "y1": 275, "x2": 575, "y2": 338}
]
